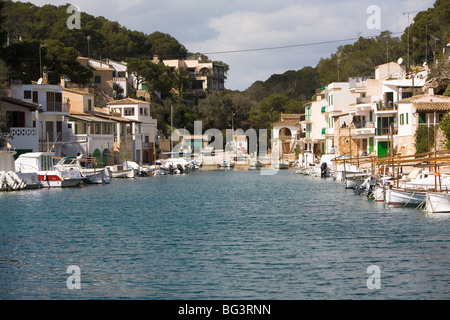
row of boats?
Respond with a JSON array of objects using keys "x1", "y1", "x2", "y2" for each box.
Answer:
[
  {"x1": 295, "y1": 151, "x2": 450, "y2": 214},
  {"x1": 0, "y1": 151, "x2": 201, "y2": 191}
]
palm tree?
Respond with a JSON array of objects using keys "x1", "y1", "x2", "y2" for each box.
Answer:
[
  {"x1": 113, "y1": 82, "x2": 124, "y2": 100},
  {"x1": 172, "y1": 68, "x2": 190, "y2": 102}
]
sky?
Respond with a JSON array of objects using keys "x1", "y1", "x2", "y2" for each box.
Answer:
[{"x1": 17, "y1": 0, "x2": 436, "y2": 91}]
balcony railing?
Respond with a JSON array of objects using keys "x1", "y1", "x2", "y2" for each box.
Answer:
[
  {"x1": 10, "y1": 127, "x2": 37, "y2": 137},
  {"x1": 40, "y1": 132, "x2": 70, "y2": 143},
  {"x1": 355, "y1": 121, "x2": 375, "y2": 129},
  {"x1": 376, "y1": 102, "x2": 397, "y2": 111},
  {"x1": 46, "y1": 102, "x2": 70, "y2": 113}
]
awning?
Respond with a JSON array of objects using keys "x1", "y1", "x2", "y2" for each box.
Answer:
[{"x1": 67, "y1": 114, "x2": 116, "y2": 123}]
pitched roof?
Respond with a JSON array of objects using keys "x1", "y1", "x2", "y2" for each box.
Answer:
[
  {"x1": 0, "y1": 96, "x2": 41, "y2": 110},
  {"x1": 272, "y1": 120, "x2": 301, "y2": 128},
  {"x1": 107, "y1": 98, "x2": 150, "y2": 105},
  {"x1": 414, "y1": 102, "x2": 450, "y2": 112},
  {"x1": 63, "y1": 88, "x2": 95, "y2": 96},
  {"x1": 397, "y1": 94, "x2": 450, "y2": 104}
]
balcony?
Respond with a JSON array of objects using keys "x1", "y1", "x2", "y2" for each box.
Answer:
[
  {"x1": 46, "y1": 102, "x2": 70, "y2": 113},
  {"x1": 354, "y1": 121, "x2": 376, "y2": 136},
  {"x1": 376, "y1": 101, "x2": 397, "y2": 113},
  {"x1": 356, "y1": 97, "x2": 372, "y2": 105},
  {"x1": 10, "y1": 127, "x2": 37, "y2": 138},
  {"x1": 40, "y1": 132, "x2": 70, "y2": 143}
]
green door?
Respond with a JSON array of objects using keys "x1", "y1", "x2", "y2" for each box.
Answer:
[
  {"x1": 378, "y1": 141, "x2": 389, "y2": 157},
  {"x1": 102, "y1": 149, "x2": 110, "y2": 167},
  {"x1": 369, "y1": 137, "x2": 374, "y2": 154},
  {"x1": 93, "y1": 149, "x2": 102, "y2": 167}
]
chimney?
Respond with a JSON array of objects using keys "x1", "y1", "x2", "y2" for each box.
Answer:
[
  {"x1": 428, "y1": 88, "x2": 434, "y2": 96},
  {"x1": 60, "y1": 76, "x2": 66, "y2": 88},
  {"x1": 42, "y1": 67, "x2": 48, "y2": 85}
]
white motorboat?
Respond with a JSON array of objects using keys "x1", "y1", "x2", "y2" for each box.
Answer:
[
  {"x1": 400, "y1": 169, "x2": 450, "y2": 191},
  {"x1": 15, "y1": 152, "x2": 86, "y2": 188},
  {"x1": 55, "y1": 157, "x2": 109, "y2": 184},
  {"x1": 385, "y1": 187, "x2": 427, "y2": 208},
  {"x1": 426, "y1": 192, "x2": 450, "y2": 213},
  {"x1": 108, "y1": 165, "x2": 135, "y2": 179},
  {"x1": 218, "y1": 160, "x2": 235, "y2": 168}
]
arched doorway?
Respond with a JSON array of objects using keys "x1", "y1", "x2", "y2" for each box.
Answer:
[
  {"x1": 93, "y1": 149, "x2": 102, "y2": 168},
  {"x1": 279, "y1": 128, "x2": 293, "y2": 155},
  {"x1": 102, "y1": 149, "x2": 110, "y2": 167}
]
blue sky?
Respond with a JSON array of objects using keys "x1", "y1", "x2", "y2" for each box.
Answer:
[{"x1": 17, "y1": 0, "x2": 436, "y2": 91}]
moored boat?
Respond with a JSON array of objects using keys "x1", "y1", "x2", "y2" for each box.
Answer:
[
  {"x1": 0, "y1": 151, "x2": 28, "y2": 191},
  {"x1": 15, "y1": 152, "x2": 86, "y2": 188},
  {"x1": 385, "y1": 187, "x2": 427, "y2": 208},
  {"x1": 426, "y1": 192, "x2": 450, "y2": 213},
  {"x1": 107, "y1": 165, "x2": 135, "y2": 179}
]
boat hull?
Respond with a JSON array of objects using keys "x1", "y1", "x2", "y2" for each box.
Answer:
[
  {"x1": 385, "y1": 188, "x2": 426, "y2": 208},
  {"x1": 110, "y1": 169, "x2": 135, "y2": 179},
  {"x1": 426, "y1": 192, "x2": 450, "y2": 213}
]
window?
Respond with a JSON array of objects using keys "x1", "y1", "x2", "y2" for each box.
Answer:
[
  {"x1": 88, "y1": 99, "x2": 92, "y2": 111},
  {"x1": 124, "y1": 108, "x2": 135, "y2": 116},
  {"x1": 95, "y1": 76, "x2": 101, "y2": 84},
  {"x1": 46, "y1": 92, "x2": 63, "y2": 112},
  {"x1": 406, "y1": 113, "x2": 409, "y2": 125},
  {"x1": 6, "y1": 111, "x2": 25, "y2": 128},
  {"x1": 24, "y1": 91, "x2": 32, "y2": 99},
  {"x1": 418, "y1": 113, "x2": 426, "y2": 124}
]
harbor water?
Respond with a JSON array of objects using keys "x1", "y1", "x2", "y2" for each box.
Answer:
[{"x1": 0, "y1": 169, "x2": 449, "y2": 300}]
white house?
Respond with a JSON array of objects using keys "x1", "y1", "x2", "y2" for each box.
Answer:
[
  {"x1": 0, "y1": 96, "x2": 40, "y2": 155},
  {"x1": 107, "y1": 98, "x2": 157, "y2": 164},
  {"x1": 397, "y1": 91, "x2": 450, "y2": 155},
  {"x1": 10, "y1": 80, "x2": 70, "y2": 157}
]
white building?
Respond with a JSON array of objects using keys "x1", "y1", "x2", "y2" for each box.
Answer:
[
  {"x1": 10, "y1": 81, "x2": 70, "y2": 157},
  {"x1": 0, "y1": 96, "x2": 40, "y2": 155},
  {"x1": 107, "y1": 98, "x2": 157, "y2": 164}
]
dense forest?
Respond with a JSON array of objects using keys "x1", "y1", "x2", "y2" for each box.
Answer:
[{"x1": 0, "y1": 0, "x2": 449, "y2": 136}]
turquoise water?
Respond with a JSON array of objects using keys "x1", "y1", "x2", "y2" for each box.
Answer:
[{"x1": 0, "y1": 169, "x2": 449, "y2": 300}]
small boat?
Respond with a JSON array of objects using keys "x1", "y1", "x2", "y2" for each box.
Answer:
[
  {"x1": 107, "y1": 165, "x2": 135, "y2": 179},
  {"x1": 273, "y1": 160, "x2": 289, "y2": 170},
  {"x1": 426, "y1": 192, "x2": 450, "y2": 213},
  {"x1": 249, "y1": 159, "x2": 263, "y2": 170},
  {"x1": 15, "y1": 152, "x2": 86, "y2": 188},
  {"x1": 218, "y1": 160, "x2": 235, "y2": 168},
  {"x1": 0, "y1": 151, "x2": 28, "y2": 191},
  {"x1": 55, "y1": 157, "x2": 109, "y2": 184},
  {"x1": 368, "y1": 185, "x2": 386, "y2": 202},
  {"x1": 385, "y1": 187, "x2": 427, "y2": 208}
]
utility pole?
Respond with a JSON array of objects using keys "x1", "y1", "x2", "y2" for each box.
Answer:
[
  {"x1": 426, "y1": 24, "x2": 433, "y2": 64},
  {"x1": 403, "y1": 11, "x2": 420, "y2": 71}
]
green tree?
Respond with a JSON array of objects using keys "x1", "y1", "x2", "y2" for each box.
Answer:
[
  {"x1": 113, "y1": 82, "x2": 124, "y2": 100},
  {"x1": 249, "y1": 94, "x2": 291, "y2": 130},
  {"x1": 197, "y1": 91, "x2": 233, "y2": 131},
  {"x1": 415, "y1": 124, "x2": 435, "y2": 154},
  {"x1": 1, "y1": 39, "x2": 92, "y2": 84},
  {"x1": 172, "y1": 68, "x2": 190, "y2": 102},
  {"x1": 439, "y1": 113, "x2": 450, "y2": 149},
  {"x1": 0, "y1": 101, "x2": 11, "y2": 149}
]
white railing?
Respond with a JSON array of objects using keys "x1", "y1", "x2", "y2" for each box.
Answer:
[{"x1": 10, "y1": 128, "x2": 37, "y2": 137}]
